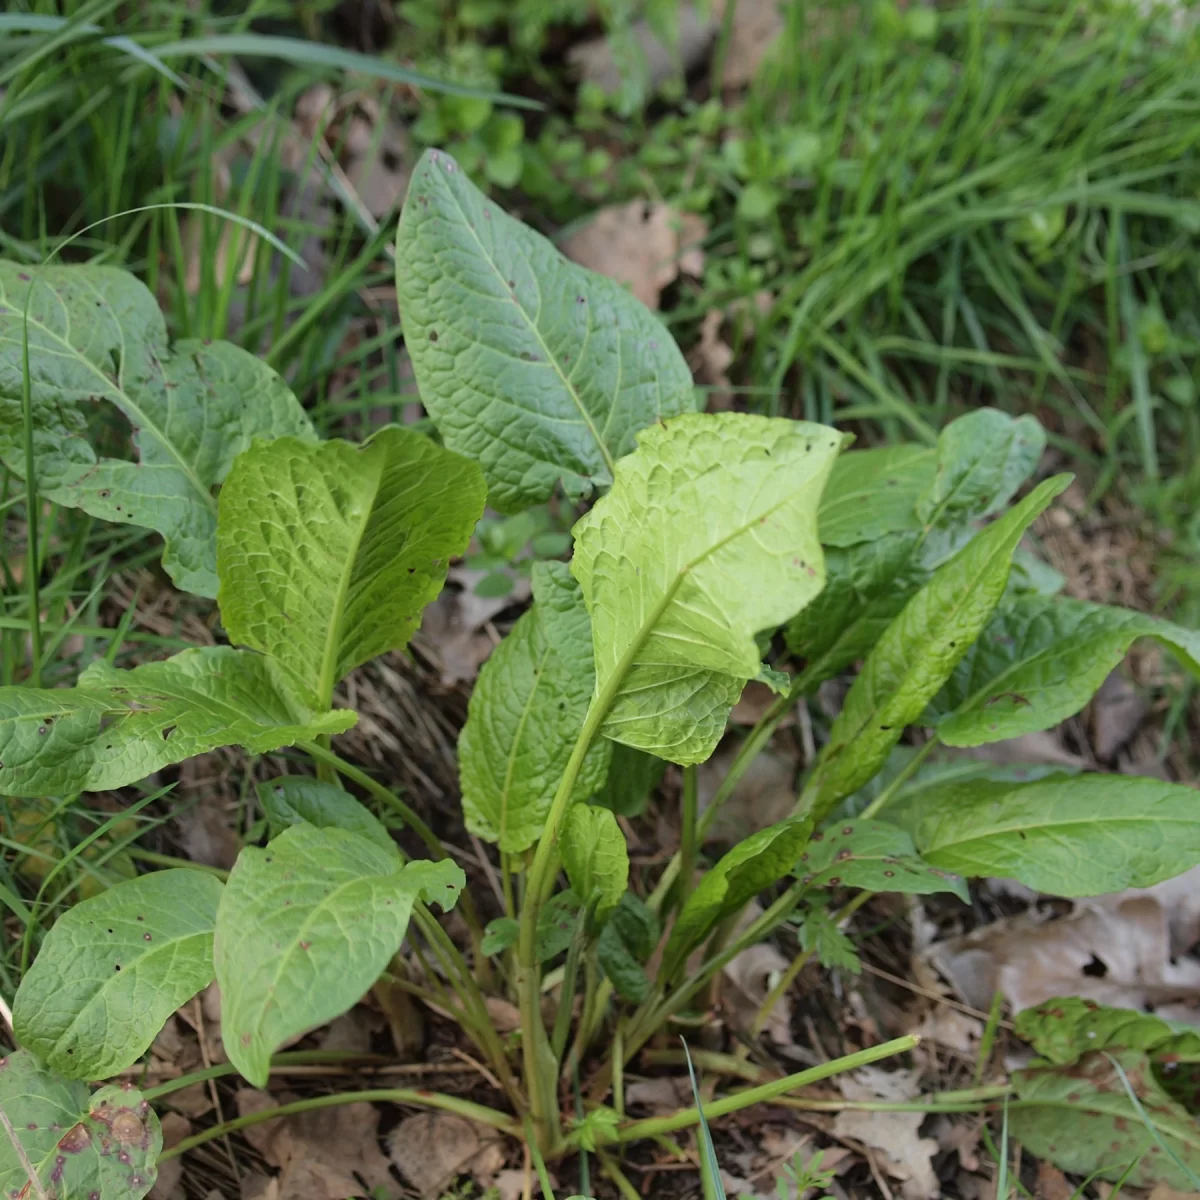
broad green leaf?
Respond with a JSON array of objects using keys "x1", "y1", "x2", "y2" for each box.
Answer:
[
  {"x1": 215, "y1": 825, "x2": 463, "y2": 1086},
  {"x1": 395, "y1": 149, "x2": 698, "y2": 512},
  {"x1": 598, "y1": 892, "x2": 659, "y2": 1002},
  {"x1": 797, "y1": 819, "x2": 967, "y2": 900},
  {"x1": 0, "y1": 263, "x2": 313, "y2": 597},
  {"x1": 894, "y1": 774, "x2": 1200, "y2": 896},
  {"x1": 799, "y1": 475, "x2": 1070, "y2": 821},
  {"x1": 13, "y1": 870, "x2": 222, "y2": 1079},
  {"x1": 561, "y1": 804, "x2": 628, "y2": 926},
  {"x1": 661, "y1": 816, "x2": 813, "y2": 983},
  {"x1": 797, "y1": 905, "x2": 861, "y2": 974},
  {"x1": 459, "y1": 562, "x2": 611, "y2": 853},
  {"x1": 217, "y1": 426, "x2": 485, "y2": 709},
  {"x1": 788, "y1": 410, "x2": 1046, "y2": 685},
  {"x1": 785, "y1": 533, "x2": 930, "y2": 686},
  {"x1": 573, "y1": 413, "x2": 844, "y2": 764},
  {"x1": 482, "y1": 917, "x2": 519, "y2": 956},
  {"x1": 1016, "y1": 997, "x2": 1200, "y2": 1067},
  {"x1": 0, "y1": 647, "x2": 355, "y2": 798},
  {"x1": 256, "y1": 776, "x2": 396, "y2": 858},
  {"x1": 0, "y1": 1052, "x2": 161, "y2": 1200},
  {"x1": 916, "y1": 409, "x2": 1045, "y2": 529},
  {"x1": 818, "y1": 445, "x2": 934, "y2": 546},
  {"x1": 927, "y1": 595, "x2": 1200, "y2": 746},
  {"x1": 1011, "y1": 1049, "x2": 1200, "y2": 1189},
  {"x1": 592, "y1": 743, "x2": 666, "y2": 817},
  {"x1": 537, "y1": 890, "x2": 583, "y2": 962}
]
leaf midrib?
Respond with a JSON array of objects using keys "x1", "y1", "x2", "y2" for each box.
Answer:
[
  {"x1": 10, "y1": 276, "x2": 218, "y2": 515},
  {"x1": 441, "y1": 177, "x2": 617, "y2": 478},
  {"x1": 316, "y1": 451, "x2": 381, "y2": 710}
]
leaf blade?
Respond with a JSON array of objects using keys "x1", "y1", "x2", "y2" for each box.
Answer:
[
  {"x1": 895, "y1": 773, "x2": 1200, "y2": 895},
  {"x1": 0, "y1": 264, "x2": 314, "y2": 597},
  {"x1": 217, "y1": 427, "x2": 485, "y2": 708},
  {"x1": 800, "y1": 474, "x2": 1071, "y2": 819},
  {"x1": 573, "y1": 412, "x2": 844, "y2": 764},
  {"x1": 395, "y1": 150, "x2": 699, "y2": 511},
  {"x1": 215, "y1": 825, "x2": 463, "y2": 1086},
  {"x1": 13, "y1": 870, "x2": 222, "y2": 1078}
]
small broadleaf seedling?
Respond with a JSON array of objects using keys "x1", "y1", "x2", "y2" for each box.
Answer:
[{"x1": 0, "y1": 148, "x2": 1198, "y2": 1195}]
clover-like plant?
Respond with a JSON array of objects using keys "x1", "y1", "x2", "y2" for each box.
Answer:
[{"x1": 2, "y1": 150, "x2": 1199, "y2": 1196}]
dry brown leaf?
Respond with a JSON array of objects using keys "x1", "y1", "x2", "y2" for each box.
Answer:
[
  {"x1": 418, "y1": 566, "x2": 531, "y2": 685},
  {"x1": 1147, "y1": 1185, "x2": 1200, "y2": 1200},
  {"x1": 371, "y1": 974, "x2": 425, "y2": 1059},
  {"x1": 344, "y1": 110, "x2": 411, "y2": 219},
  {"x1": 388, "y1": 1112, "x2": 504, "y2": 1199},
  {"x1": 568, "y1": 5, "x2": 717, "y2": 97},
  {"x1": 910, "y1": 1006, "x2": 981, "y2": 1056},
  {"x1": 485, "y1": 995, "x2": 522, "y2": 1034},
  {"x1": 690, "y1": 309, "x2": 736, "y2": 410},
  {"x1": 698, "y1": 744, "x2": 798, "y2": 843},
  {"x1": 1092, "y1": 668, "x2": 1148, "y2": 760},
  {"x1": 834, "y1": 1068, "x2": 939, "y2": 1200},
  {"x1": 560, "y1": 202, "x2": 706, "y2": 310},
  {"x1": 933, "y1": 1115, "x2": 981, "y2": 1174},
  {"x1": 148, "y1": 1112, "x2": 191, "y2": 1200},
  {"x1": 1035, "y1": 1160, "x2": 1075, "y2": 1200},
  {"x1": 318, "y1": 1005, "x2": 384, "y2": 1055},
  {"x1": 928, "y1": 866, "x2": 1200, "y2": 1021},
  {"x1": 235, "y1": 1088, "x2": 394, "y2": 1200},
  {"x1": 714, "y1": 0, "x2": 786, "y2": 90},
  {"x1": 956, "y1": 730, "x2": 1087, "y2": 771},
  {"x1": 625, "y1": 1075, "x2": 692, "y2": 1112},
  {"x1": 722, "y1": 942, "x2": 792, "y2": 1045}
]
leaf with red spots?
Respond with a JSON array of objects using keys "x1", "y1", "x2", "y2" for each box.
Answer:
[
  {"x1": 795, "y1": 819, "x2": 968, "y2": 901},
  {"x1": 0, "y1": 1050, "x2": 160, "y2": 1200},
  {"x1": 214, "y1": 825, "x2": 464, "y2": 1086},
  {"x1": 0, "y1": 262, "x2": 313, "y2": 598},
  {"x1": 14, "y1": 870, "x2": 222, "y2": 1079},
  {"x1": 1011, "y1": 1048, "x2": 1200, "y2": 1189}
]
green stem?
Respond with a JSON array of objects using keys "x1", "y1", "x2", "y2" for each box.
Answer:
[
  {"x1": 596, "y1": 1035, "x2": 920, "y2": 1147},
  {"x1": 859, "y1": 736, "x2": 940, "y2": 820},
  {"x1": 678, "y1": 764, "x2": 698, "y2": 913},
  {"x1": 517, "y1": 695, "x2": 611, "y2": 1149},
  {"x1": 598, "y1": 1149, "x2": 642, "y2": 1200},
  {"x1": 160, "y1": 1089, "x2": 520, "y2": 1161},
  {"x1": 142, "y1": 1051, "x2": 392, "y2": 1102},
  {"x1": 752, "y1": 889, "x2": 872, "y2": 1037},
  {"x1": 413, "y1": 907, "x2": 520, "y2": 1106},
  {"x1": 125, "y1": 848, "x2": 229, "y2": 879},
  {"x1": 19, "y1": 286, "x2": 42, "y2": 686}
]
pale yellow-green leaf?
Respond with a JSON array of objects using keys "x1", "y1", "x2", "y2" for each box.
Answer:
[{"x1": 572, "y1": 412, "x2": 844, "y2": 765}]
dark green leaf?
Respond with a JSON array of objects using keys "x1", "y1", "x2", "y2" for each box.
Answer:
[
  {"x1": 536, "y1": 890, "x2": 582, "y2": 963},
  {"x1": 482, "y1": 917, "x2": 519, "y2": 956},
  {"x1": 818, "y1": 444, "x2": 934, "y2": 546},
  {"x1": 396, "y1": 149, "x2": 697, "y2": 511},
  {"x1": 256, "y1": 777, "x2": 396, "y2": 858},
  {"x1": 926, "y1": 595, "x2": 1200, "y2": 747},
  {"x1": 561, "y1": 804, "x2": 628, "y2": 927},
  {"x1": 1011, "y1": 1049, "x2": 1200, "y2": 1189},
  {"x1": 662, "y1": 817, "x2": 813, "y2": 982},
  {"x1": 1016, "y1": 997, "x2": 1200, "y2": 1067},
  {"x1": 459, "y1": 562, "x2": 611, "y2": 852},
  {"x1": 799, "y1": 475, "x2": 1070, "y2": 821},
  {"x1": 216, "y1": 825, "x2": 463, "y2": 1085},
  {"x1": 798, "y1": 905, "x2": 861, "y2": 974},
  {"x1": 592, "y1": 744, "x2": 666, "y2": 818}
]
